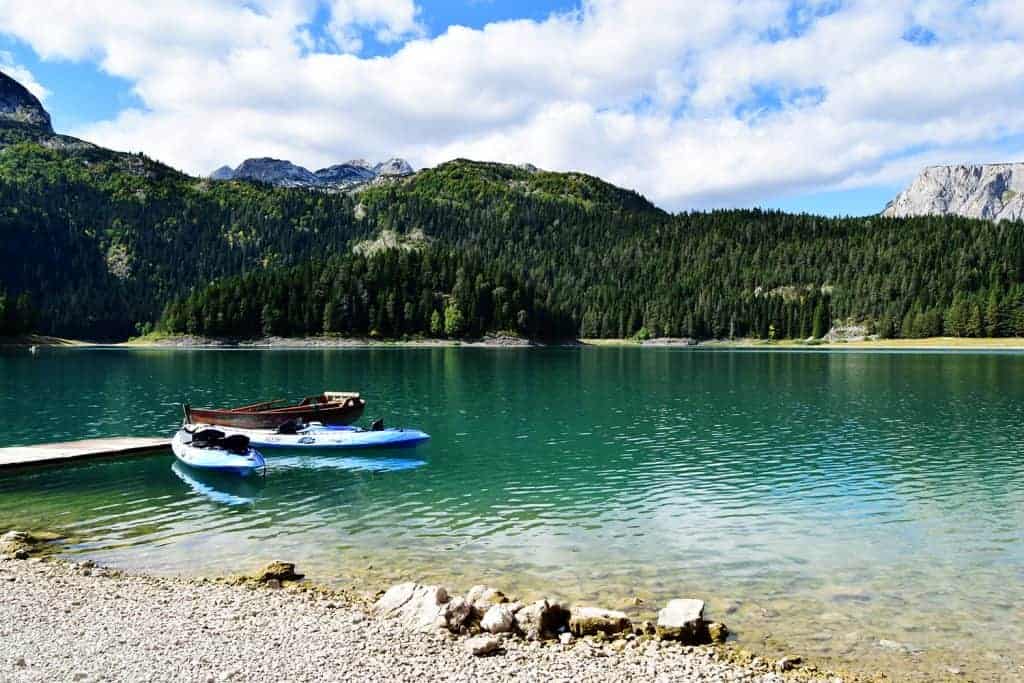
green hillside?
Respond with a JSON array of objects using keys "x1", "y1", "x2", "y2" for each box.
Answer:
[{"x1": 1, "y1": 121, "x2": 1024, "y2": 341}]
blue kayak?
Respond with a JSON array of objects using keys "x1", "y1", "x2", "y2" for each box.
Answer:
[
  {"x1": 172, "y1": 430, "x2": 266, "y2": 476},
  {"x1": 189, "y1": 423, "x2": 430, "y2": 450}
]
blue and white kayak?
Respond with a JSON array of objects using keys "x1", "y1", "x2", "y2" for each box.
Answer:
[
  {"x1": 171, "y1": 429, "x2": 266, "y2": 476},
  {"x1": 189, "y1": 423, "x2": 430, "y2": 450}
]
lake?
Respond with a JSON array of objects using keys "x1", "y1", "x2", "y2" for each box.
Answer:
[{"x1": 1, "y1": 347, "x2": 1022, "y2": 680}]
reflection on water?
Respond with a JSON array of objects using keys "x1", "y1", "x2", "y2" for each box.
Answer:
[
  {"x1": 1, "y1": 347, "x2": 1023, "y2": 681},
  {"x1": 268, "y1": 454, "x2": 427, "y2": 473},
  {"x1": 171, "y1": 461, "x2": 265, "y2": 506}
]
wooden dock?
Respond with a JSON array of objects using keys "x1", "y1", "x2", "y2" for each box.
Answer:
[{"x1": 0, "y1": 437, "x2": 170, "y2": 470}]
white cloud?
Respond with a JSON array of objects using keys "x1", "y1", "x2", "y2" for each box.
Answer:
[
  {"x1": 326, "y1": 0, "x2": 423, "y2": 53},
  {"x1": 0, "y1": 0, "x2": 1021, "y2": 210},
  {"x1": 0, "y1": 51, "x2": 48, "y2": 101}
]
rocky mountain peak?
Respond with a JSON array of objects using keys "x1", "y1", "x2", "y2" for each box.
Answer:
[
  {"x1": 0, "y1": 70, "x2": 53, "y2": 133},
  {"x1": 231, "y1": 157, "x2": 318, "y2": 187},
  {"x1": 211, "y1": 156, "x2": 414, "y2": 189},
  {"x1": 883, "y1": 163, "x2": 1024, "y2": 222},
  {"x1": 209, "y1": 165, "x2": 235, "y2": 181},
  {"x1": 374, "y1": 158, "x2": 414, "y2": 176}
]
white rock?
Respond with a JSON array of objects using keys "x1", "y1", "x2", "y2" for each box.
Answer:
[
  {"x1": 465, "y1": 634, "x2": 501, "y2": 657},
  {"x1": 656, "y1": 599, "x2": 707, "y2": 643},
  {"x1": 373, "y1": 582, "x2": 450, "y2": 632},
  {"x1": 480, "y1": 604, "x2": 516, "y2": 634},
  {"x1": 883, "y1": 163, "x2": 1024, "y2": 222},
  {"x1": 465, "y1": 585, "x2": 507, "y2": 616}
]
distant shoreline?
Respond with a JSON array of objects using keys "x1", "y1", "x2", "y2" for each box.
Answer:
[{"x1": 6, "y1": 333, "x2": 1024, "y2": 351}]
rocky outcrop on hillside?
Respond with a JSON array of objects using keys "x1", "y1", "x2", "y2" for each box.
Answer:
[
  {"x1": 230, "y1": 158, "x2": 319, "y2": 187},
  {"x1": 212, "y1": 156, "x2": 414, "y2": 190},
  {"x1": 315, "y1": 160, "x2": 376, "y2": 185},
  {"x1": 373, "y1": 157, "x2": 414, "y2": 176},
  {"x1": 0, "y1": 71, "x2": 52, "y2": 133},
  {"x1": 883, "y1": 163, "x2": 1024, "y2": 222}
]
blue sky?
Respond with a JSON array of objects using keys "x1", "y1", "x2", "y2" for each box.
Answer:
[{"x1": 0, "y1": 1, "x2": 1021, "y2": 216}]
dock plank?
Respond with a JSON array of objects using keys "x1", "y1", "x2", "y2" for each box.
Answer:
[{"x1": 0, "y1": 437, "x2": 170, "y2": 469}]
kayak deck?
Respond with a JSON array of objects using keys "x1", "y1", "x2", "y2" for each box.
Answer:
[{"x1": 185, "y1": 423, "x2": 430, "y2": 450}]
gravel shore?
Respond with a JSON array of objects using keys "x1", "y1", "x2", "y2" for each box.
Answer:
[{"x1": 0, "y1": 557, "x2": 848, "y2": 683}]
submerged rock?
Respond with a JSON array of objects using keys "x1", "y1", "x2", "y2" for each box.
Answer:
[
  {"x1": 255, "y1": 562, "x2": 304, "y2": 583},
  {"x1": 569, "y1": 607, "x2": 632, "y2": 637},
  {"x1": 707, "y1": 621, "x2": 730, "y2": 644},
  {"x1": 0, "y1": 530, "x2": 59, "y2": 560},
  {"x1": 656, "y1": 599, "x2": 710, "y2": 644}
]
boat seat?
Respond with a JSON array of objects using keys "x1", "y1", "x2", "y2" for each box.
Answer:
[
  {"x1": 191, "y1": 429, "x2": 226, "y2": 448},
  {"x1": 220, "y1": 434, "x2": 251, "y2": 454}
]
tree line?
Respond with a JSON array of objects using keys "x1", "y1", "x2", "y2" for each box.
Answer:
[
  {"x1": 1, "y1": 145, "x2": 1024, "y2": 341},
  {"x1": 159, "y1": 247, "x2": 575, "y2": 340}
]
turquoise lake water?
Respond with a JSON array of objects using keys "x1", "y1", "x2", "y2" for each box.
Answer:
[{"x1": 1, "y1": 347, "x2": 1022, "y2": 680}]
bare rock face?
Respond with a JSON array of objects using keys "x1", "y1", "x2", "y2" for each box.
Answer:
[
  {"x1": 883, "y1": 163, "x2": 1024, "y2": 222},
  {"x1": 374, "y1": 157, "x2": 414, "y2": 176},
  {"x1": 209, "y1": 165, "x2": 235, "y2": 181},
  {"x1": 210, "y1": 156, "x2": 413, "y2": 190},
  {"x1": 314, "y1": 160, "x2": 376, "y2": 186},
  {"x1": 231, "y1": 158, "x2": 319, "y2": 187},
  {"x1": 0, "y1": 71, "x2": 52, "y2": 133}
]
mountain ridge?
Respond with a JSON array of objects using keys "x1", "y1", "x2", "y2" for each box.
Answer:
[
  {"x1": 212, "y1": 156, "x2": 414, "y2": 189},
  {"x1": 883, "y1": 162, "x2": 1024, "y2": 222}
]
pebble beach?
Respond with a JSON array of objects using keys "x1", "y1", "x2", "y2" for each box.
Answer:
[{"x1": 0, "y1": 555, "x2": 868, "y2": 683}]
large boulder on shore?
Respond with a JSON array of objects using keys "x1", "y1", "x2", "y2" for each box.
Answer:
[
  {"x1": 657, "y1": 598, "x2": 711, "y2": 643},
  {"x1": 513, "y1": 599, "x2": 570, "y2": 640},
  {"x1": 480, "y1": 603, "x2": 518, "y2": 634},
  {"x1": 375, "y1": 582, "x2": 451, "y2": 632},
  {"x1": 569, "y1": 606, "x2": 632, "y2": 637},
  {"x1": 466, "y1": 585, "x2": 508, "y2": 617},
  {"x1": 443, "y1": 596, "x2": 474, "y2": 633}
]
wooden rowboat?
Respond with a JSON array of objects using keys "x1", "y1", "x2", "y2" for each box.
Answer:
[{"x1": 185, "y1": 392, "x2": 365, "y2": 429}]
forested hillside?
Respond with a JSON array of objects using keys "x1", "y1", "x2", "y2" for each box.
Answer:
[
  {"x1": 2, "y1": 104, "x2": 1024, "y2": 341},
  {"x1": 3, "y1": 139, "x2": 1024, "y2": 341}
]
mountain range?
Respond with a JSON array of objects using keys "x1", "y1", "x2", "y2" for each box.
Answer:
[
  {"x1": 0, "y1": 68, "x2": 1022, "y2": 343},
  {"x1": 210, "y1": 156, "x2": 414, "y2": 189}
]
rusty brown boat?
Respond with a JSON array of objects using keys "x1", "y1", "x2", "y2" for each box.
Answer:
[{"x1": 184, "y1": 392, "x2": 365, "y2": 429}]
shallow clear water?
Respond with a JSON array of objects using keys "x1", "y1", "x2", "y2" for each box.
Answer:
[{"x1": 1, "y1": 348, "x2": 1022, "y2": 680}]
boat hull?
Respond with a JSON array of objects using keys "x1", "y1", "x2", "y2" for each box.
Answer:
[{"x1": 187, "y1": 399, "x2": 365, "y2": 429}]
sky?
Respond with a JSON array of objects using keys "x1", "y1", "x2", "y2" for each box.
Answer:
[{"x1": 0, "y1": 0, "x2": 1022, "y2": 216}]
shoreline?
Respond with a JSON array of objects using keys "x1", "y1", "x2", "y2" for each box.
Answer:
[
  {"x1": 0, "y1": 543, "x2": 886, "y2": 683},
  {"x1": 7, "y1": 333, "x2": 1024, "y2": 351}
]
